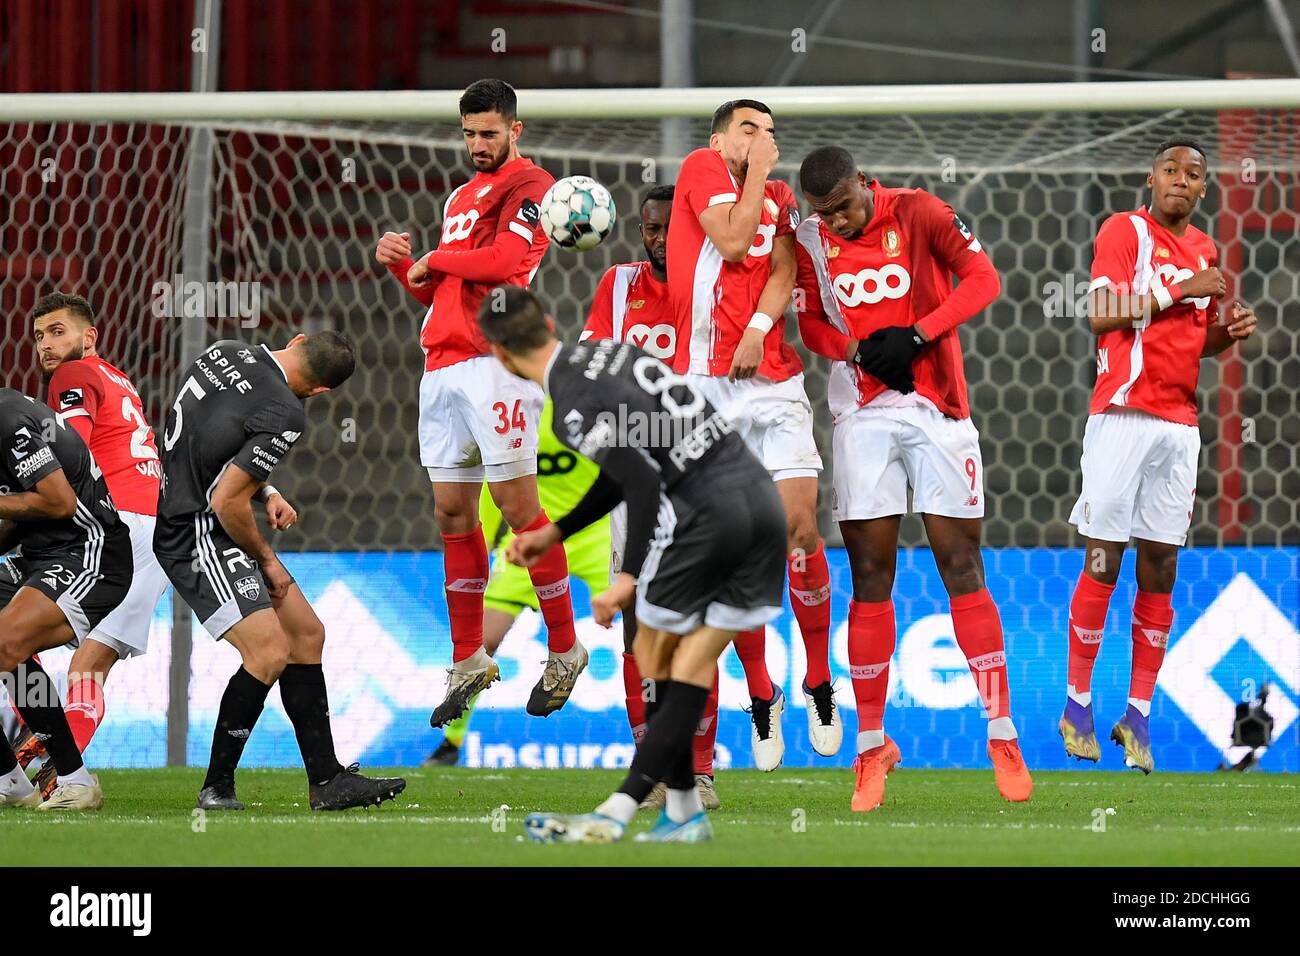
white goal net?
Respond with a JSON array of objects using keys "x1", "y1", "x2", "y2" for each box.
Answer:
[{"x1": 1, "y1": 82, "x2": 1297, "y2": 772}]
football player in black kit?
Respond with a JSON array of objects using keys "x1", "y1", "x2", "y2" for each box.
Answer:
[
  {"x1": 482, "y1": 287, "x2": 787, "y2": 844},
  {"x1": 0, "y1": 389, "x2": 132, "y2": 810},
  {"x1": 154, "y1": 333, "x2": 405, "y2": 811}
]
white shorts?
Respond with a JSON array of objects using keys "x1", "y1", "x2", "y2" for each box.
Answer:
[
  {"x1": 609, "y1": 502, "x2": 627, "y2": 581},
  {"x1": 71, "y1": 511, "x2": 168, "y2": 659},
  {"x1": 1069, "y1": 409, "x2": 1200, "y2": 546},
  {"x1": 831, "y1": 402, "x2": 984, "y2": 521},
  {"x1": 418, "y1": 355, "x2": 544, "y2": 483},
  {"x1": 688, "y1": 373, "x2": 822, "y2": 481}
]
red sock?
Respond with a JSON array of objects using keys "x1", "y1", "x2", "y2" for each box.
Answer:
[
  {"x1": 519, "y1": 511, "x2": 576, "y2": 654},
  {"x1": 789, "y1": 541, "x2": 832, "y2": 687},
  {"x1": 64, "y1": 675, "x2": 106, "y2": 752},
  {"x1": 1130, "y1": 590, "x2": 1173, "y2": 703},
  {"x1": 442, "y1": 525, "x2": 489, "y2": 663},
  {"x1": 1067, "y1": 572, "x2": 1115, "y2": 697},
  {"x1": 623, "y1": 652, "x2": 647, "y2": 744},
  {"x1": 848, "y1": 599, "x2": 895, "y2": 733},
  {"x1": 693, "y1": 671, "x2": 720, "y2": 775},
  {"x1": 950, "y1": 588, "x2": 1012, "y2": 722},
  {"x1": 733, "y1": 628, "x2": 774, "y2": 701}
]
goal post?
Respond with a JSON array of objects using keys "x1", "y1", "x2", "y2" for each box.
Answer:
[{"x1": 0, "y1": 81, "x2": 1295, "y2": 773}]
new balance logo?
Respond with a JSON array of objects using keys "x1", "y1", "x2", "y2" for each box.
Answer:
[
  {"x1": 1072, "y1": 624, "x2": 1104, "y2": 645},
  {"x1": 791, "y1": 585, "x2": 830, "y2": 606},
  {"x1": 446, "y1": 577, "x2": 487, "y2": 593}
]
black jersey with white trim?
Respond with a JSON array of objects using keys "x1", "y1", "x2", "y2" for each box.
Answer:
[
  {"x1": 0, "y1": 388, "x2": 123, "y2": 560},
  {"x1": 546, "y1": 339, "x2": 755, "y2": 577},
  {"x1": 155, "y1": 341, "x2": 306, "y2": 555}
]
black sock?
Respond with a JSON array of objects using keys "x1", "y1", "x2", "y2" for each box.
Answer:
[
  {"x1": 14, "y1": 658, "x2": 82, "y2": 776},
  {"x1": 643, "y1": 678, "x2": 666, "y2": 725},
  {"x1": 204, "y1": 667, "x2": 271, "y2": 790},
  {"x1": 279, "y1": 663, "x2": 343, "y2": 785},
  {"x1": 618, "y1": 680, "x2": 708, "y2": 804},
  {"x1": 0, "y1": 735, "x2": 17, "y2": 776}
]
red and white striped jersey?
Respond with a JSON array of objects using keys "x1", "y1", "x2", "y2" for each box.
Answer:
[
  {"x1": 579, "y1": 261, "x2": 677, "y2": 360},
  {"x1": 1087, "y1": 206, "x2": 1218, "y2": 426},
  {"x1": 666, "y1": 147, "x2": 803, "y2": 379}
]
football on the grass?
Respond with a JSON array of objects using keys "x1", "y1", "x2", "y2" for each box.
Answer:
[{"x1": 540, "y1": 175, "x2": 616, "y2": 250}]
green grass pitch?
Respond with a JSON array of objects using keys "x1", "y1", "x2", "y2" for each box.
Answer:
[{"x1": 3, "y1": 767, "x2": 1298, "y2": 865}]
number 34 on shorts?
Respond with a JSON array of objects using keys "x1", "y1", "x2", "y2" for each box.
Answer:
[{"x1": 417, "y1": 354, "x2": 543, "y2": 471}]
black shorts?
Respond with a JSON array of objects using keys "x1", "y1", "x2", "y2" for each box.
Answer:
[
  {"x1": 154, "y1": 513, "x2": 273, "y2": 640},
  {"x1": 636, "y1": 467, "x2": 787, "y2": 635},
  {"x1": 0, "y1": 528, "x2": 133, "y2": 642}
]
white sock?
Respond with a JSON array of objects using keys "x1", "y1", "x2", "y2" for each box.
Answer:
[
  {"x1": 456, "y1": 646, "x2": 491, "y2": 671},
  {"x1": 596, "y1": 792, "x2": 637, "y2": 826},
  {"x1": 666, "y1": 786, "x2": 703, "y2": 823},
  {"x1": 1128, "y1": 697, "x2": 1151, "y2": 718},
  {"x1": 57, "y1": 765, "x2": 94, "y2": 788},
  {"x1": 1067, "y1": 685, "x2": 1091, "y2": 707},
  {"x1": 2, "y1": 765, "x2": 33, "y2": 791},
  {"x1": 987, "y1": 716, "x2": 1018, "y2": 741},
  {"x1": 856, "y1": 729, "x2": 885, "y2": 754}
]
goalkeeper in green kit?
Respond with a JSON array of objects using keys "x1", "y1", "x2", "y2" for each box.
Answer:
[{"x1": 425, "y1": 401, "x2": 615, "y2": 765}]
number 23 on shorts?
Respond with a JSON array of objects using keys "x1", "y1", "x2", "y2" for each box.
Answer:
[{"x1": 492, "y1": 399, "x2": 527, "y2": 435}]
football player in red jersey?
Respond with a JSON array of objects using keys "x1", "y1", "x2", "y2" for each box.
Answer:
[
  {"x1": 666, "y1": 100, "x2": 840, "y2": 771},
  {"x1": 1060, "y1": 139, "x2": 1254, "y2": 774},
  {"x1": 793, "y1": 146, "x2": 1032, "y2": 810},
  {"x1": 580, "y1": 185, "x2": 719, "y2": 810},
  {"x1": 374, "y1": 79, "x2": 586, "y2": 726}
]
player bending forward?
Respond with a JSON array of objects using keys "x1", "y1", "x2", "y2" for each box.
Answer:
[
  {"x1": 489, "y1": 288, "x2": 785, "y2": 844},
  {"x1": 154, "y1": 334, "x2": 405, "y2": 811},
  {"x1": 1060, "y1": 139, "x2": 1255, "y2": 773},
  {"x1": 375, "y1": 78, "x2": 585, "y2": 725},
  {"x1": 580, "y1": 184, "x2": 719, "y2": 810},
  {"x1": 794, "y1": 146, "x2": 1032, "y2": 810},
  {"x1": 667, "y1": 99, "x2": 840, "y2": 768},
  {"x1": 0, "y1": 389, "x2": 133, "y2": 810},
  {"x1": 10, "y1": 294, "x2": 174, "y2": 798}
]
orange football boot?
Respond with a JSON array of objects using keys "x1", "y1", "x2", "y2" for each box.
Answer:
[
  {"x1": 988, "y1": 738, "x2": 1033, "y2": 802},
  {"x1": 850, "y1": 735, "x2": 901, "y2": 812}
]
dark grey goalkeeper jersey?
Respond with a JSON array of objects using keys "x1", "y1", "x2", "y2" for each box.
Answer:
[
  {"x1": 545, "y1": 339, "x2": 758, "y2": 577},
  {"x1": 155, "y1": 341, "x2": 306, "y2": 557}
]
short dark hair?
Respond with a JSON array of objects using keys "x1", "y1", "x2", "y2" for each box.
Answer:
[
  {"x1": 641, "y1": 184, "x2": 674, "y2": 209},
  {"x1": 478, "y1": 286, "x2": 553, "y2": 354},
  {"x1": 460, "y1": 79, "x2": 517, "y2": 122},
  {"x1": 711, "y1": 98, "x2": 772, "y2": 134},
  {"x1": 32, "y1": 291, "x2": 94, "y2": 326},
  {"x1": 299, "y1": 330, "x2": 356, "y2": 389},
  {"x1": 799, "y1": 146, "x2": 859, "y2": 197},
  {"x1": 1153, "y1": 138, "x2": 1208, "y2": 166}
]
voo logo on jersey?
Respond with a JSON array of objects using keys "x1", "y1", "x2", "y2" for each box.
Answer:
[
  {"x1": 625, "y1": 323, "x2": 676, "y2": 359},
  {"x1": 832, "y1": 264, "x2": 912, "y2": 307},
  {"x1": 441, "y1": 211, "x2": 481, "y2": 244}
]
